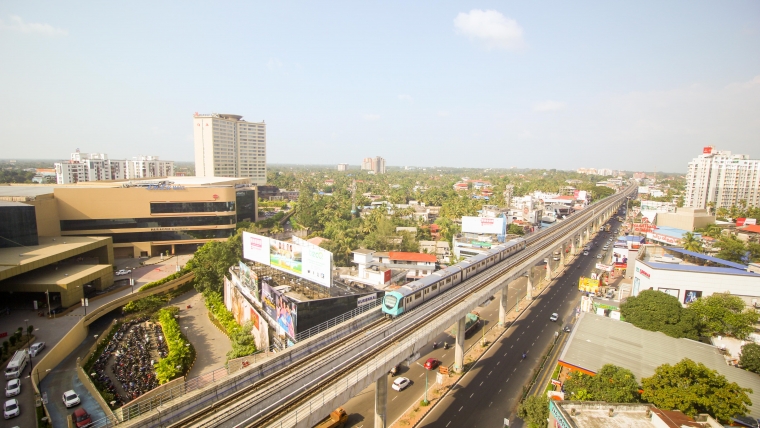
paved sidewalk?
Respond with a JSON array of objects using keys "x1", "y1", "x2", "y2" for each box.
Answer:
[{"x1": 170, "y1": 289, "x2": 232, "y2": 378}]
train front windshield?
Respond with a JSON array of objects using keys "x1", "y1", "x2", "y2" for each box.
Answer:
[{"x1": 384, "y1": 295, "x2": 398, "y2": 309}]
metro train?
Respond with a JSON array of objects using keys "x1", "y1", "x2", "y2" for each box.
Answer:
[{"x1": 382, "y1": 238, "x2": 527, "y2": 318}]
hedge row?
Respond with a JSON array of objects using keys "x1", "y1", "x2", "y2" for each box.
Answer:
[
  {"x1": 203, "y1": 291, "x2": 257, "y2": 360},
  {"x1": 155, "y1": 307, "x2": 194, "y2": 384},
  {"x1": 138, "y1": 267, "x2": 190, "y2": 292}
]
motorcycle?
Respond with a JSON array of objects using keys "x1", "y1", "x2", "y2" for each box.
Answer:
[{"x1": 443, "y1": 342, "x2": 449, "y2": 350}]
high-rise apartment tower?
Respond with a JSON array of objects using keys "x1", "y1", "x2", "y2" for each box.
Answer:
[
  {"x1": 193, "y1": 113, "x2": 266, "y2": 184},
  {"x1": 684, "y1": 146, "x2": 760, "y2": 209}
]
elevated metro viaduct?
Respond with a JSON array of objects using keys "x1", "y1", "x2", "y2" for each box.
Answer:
[{"x1": 118, "y1": 186, "x2": 633, "y2": 428}]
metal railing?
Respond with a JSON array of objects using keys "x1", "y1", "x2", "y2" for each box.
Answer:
[{"x1": 294, "y1": 298, "x2": 382, "y2": 342}]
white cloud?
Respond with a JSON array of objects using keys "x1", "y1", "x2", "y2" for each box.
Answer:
[
  {"x1": 518, "y1": 130, "x2": 534, "y2": 139},
  {"x1": 454, "y1": 10, "x2": 524, "y2": 50},
  {"x1": 533, "y1": 100, "x2": 566, "y2": 112},
  {"x1": 398, "y1": 94, "x2": 413, "y2": 103},
  {"x1": 437, "y1": 111, "x2": 450, "y2": 117},
  {"x1": 266, "y1": 58, "x2": 283, "y2": 71},
  {"x1": 363, "y1": 114, "x2": 381, "y2": 121},
  {"x1": 0, "y1": 15, "x2": 68, "y2": 36}
]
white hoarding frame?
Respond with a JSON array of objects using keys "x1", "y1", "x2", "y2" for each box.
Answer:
[
  {"x1": 292, "y1": 236, "x2": 333, "y2": 288},
  {"x1": 243, "y1": 232, "x2": 271, "y2": 265},
  {"x1": 461, "y1": 216, "x2": 506, "y2": 235}
]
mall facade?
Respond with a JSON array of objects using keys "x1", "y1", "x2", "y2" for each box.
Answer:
[{"x1": 0, "y1": 176, "x2": 257, "y2": 258}]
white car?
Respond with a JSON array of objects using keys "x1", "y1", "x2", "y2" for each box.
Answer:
[
  {"x1": 4, "y1": 379, "x2": 20, "y2": 398},
  {"x1": 597, "y1": 254, "x2": 603, "y2": 259},
  {"x1": 550, "y1": 313, "x2": 559, "y2": 322},
  {"x1": 115, "y1": 269, "x2": 132, "y2": 276},
  {"x1": 583, "y1": 251, "x2": 589, "y2": 256},
  {"x1": 62, "y1": 390, "x2": 81, "y2": 408},
  {"x1": 29, "y1": 342, "x2": 45, "y2": 357},
  {"x1": 392, "y1": 377, "x2": 411, "y2": 391},
  {"x1": 3, "y1": 398, "x2": 19, "y2": 419}
]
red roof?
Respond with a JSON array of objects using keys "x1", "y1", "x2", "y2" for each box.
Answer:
[
  {"x1": 740, "y1": 225, "x2": 760, "y2": 234},
  {"x1": 557, "y1": 195, "x2": 575, "y2": 200},
  {"x1": 388, "y1": 252, "x2": 437, "y2": 263}
]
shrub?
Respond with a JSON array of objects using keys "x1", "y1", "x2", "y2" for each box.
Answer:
[
  {"x1": 123, "y1": 295, "x2": 167, "y2": 314},
  {"x1": 138, "y1": 268, "x2": 190, "y2": 292},
  {"x1": 9, "y1": 335, "x2": 16, "y2": 347},
  {"x1": 204, "y1": 291, "x2": 257, "y2": 360},
  {"x1": 155, "y1": 307, "x2": 193, "y2": 384}
]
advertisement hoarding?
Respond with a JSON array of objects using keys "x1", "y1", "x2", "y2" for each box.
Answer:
[
  {"x1": 243, "y1": 232, "x2": 270, "y2": 265},
  {"x1": 292, "y1": 236, "x2": 332, "y2": 287},
  {"x1": 658, "y1": 288, "x2": 679, "y2": 299},
  {"x1": 595, "y1": 263, "x2": 613, "y2": 272},
  {"x1": 243, "y1": 233, "x2": 333, "y2": 288},
  {"x1": 647, "y1": 231, "x2": 682, "y2": 245},
  {"x1": 237, "y1": 261, "x2": 260, "y2": 303},
  {"x1": 261, "y1": 281, "x2": 297, "y2": 340},
  {"x1": 632, "y1": 223, "x2": 656, "y2": 233},
  {"x1": 612, "y1": 248, "x2": 629, "y2": 266},
  {"x1": 684, "y1": 290, "x2": 702, "y2": 304},
  {"x1": 461, "y1": 216, "x2": 506, "y2": 235},
  {"x1": 578, "y1": 277, "x2": 600, "y2": 293},
  {"x1": 357, "y1": 293, "x2": 377, "y2": 307}
]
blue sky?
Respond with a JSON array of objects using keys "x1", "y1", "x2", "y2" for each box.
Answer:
[{"x1": 1, "y1": 1, "x2": 758, "y2": 172}]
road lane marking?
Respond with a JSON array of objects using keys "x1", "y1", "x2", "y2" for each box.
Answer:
[
  {"x1": 497, "y1": 361, "x2": 500, "y2": 365},
  {"x1": 470, "y1": 393, "x2": 474, "y2": 398},
  {"x1": 489, "y1": 371, "x2": 492, "y2": 376},
  {"x1": 489, "y1": 402, "x2": 493, "y2": 407},
  {"x1": 459, "y1": 406, "x2": 464, "y2": 412},
  {"x1": 446, "y1": 422, "x2": 451, "y2": 427}
]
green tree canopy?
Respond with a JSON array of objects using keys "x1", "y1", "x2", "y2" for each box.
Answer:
[
  {"x1": 563, "y1": 365, "x2": 640, "y2": 403},
  {"x1": 619, "y1": 290, "x2": 701, "y2": 339},
  {"x1": 739, "y1": 343, "x2": 760, "y2": 375},
  {"x1": 185, "y1": 240, "x2": 238, "y2": 294},
  {"x1": 680, "y1": 232, "x2": 703, "y2": 253},
  {"x1": 641, "y1": 358, "x2": 752, "y2": 423},
  {"x1": 715, "y1": 235, "x2": 749, "y2": 264},
  {"x1": 517, "y1": 395, "x2": 550, "y2": 428},
  {"x1": 689, "y1": 293, "x2": 760, "y2": 339}
]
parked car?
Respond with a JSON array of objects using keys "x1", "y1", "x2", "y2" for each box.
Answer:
[
  {"x1": 392, "y1": 377, "x2": 411, "y2": 391},
  {"x1": 71, "y1": 408, "x2": 92, "y2": 428},
  {"x1": 596, "y1": 254, "x2": 603, "y2": 259},
  {"x1": 115, "y1": 269, "x2": 132, "y2": 276},
  {"x1": 5, "y1": 379, "x2": 20, "y2": 397},
  {"x1": 3, "y1": 398, "x2": 19, "y2": 419},
  {"x1": 550, "y1": 313, "x2": 559, "y2": 322},
  {"x1": 424, "y1": 358, "x2": 440, "y2": 370},
  {"x1": 62, "y1": 390, "x2": 81, "y2": 408},
  {"x1": 29, "y1": 342, "x2": 45, "y2": 357},
  {"x1": 583, "y1": 251, "x2": 588, "y2": 256},
  {"x1": 563, "y1": 325, "x2": 572, "y2": 333}
]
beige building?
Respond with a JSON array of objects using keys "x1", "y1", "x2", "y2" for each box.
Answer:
[
  {"x1": 655, "y1": 207, "x2": 715, "y2": 232},
  {"x1": 55, "y1": 150, "x2": 174, "y2": 184},
  {"x1": 193, "y1": 113, "x2": 267, "y2": 184},
  {"x1": 685, "y1": 146, "x2": 760, "y2": 209},
  {"x1": 0, "y1": 176, "x2": 256, "y2": 258}
]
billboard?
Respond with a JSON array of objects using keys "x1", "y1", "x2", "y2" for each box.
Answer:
[
  {"x1": 225, "y1": 277, "x2": 270, "y2": 350},
  {"x1": 612, "y1": 248, "x2": 629, "y2": 266},
  {"x1": 578, "y1": 277, "x2": 600, "y2": 293},
  {"x1": 292, "y1": 236, "x2": 332, "y2": 287},
  {"x1": 461, "y1": 216, "x2": 506, "y2": 235},
  {"x1": 357, "y1": 293, "x2": 377, "y2": 307},
  {"x1": 237, "y1": 261, "x2": 260, "y2": 303},
  {"x1": 659, "y1": 288, "x2": 679, "y2": 299},
  {"x1": 243, "y1": 232, "x2": 332, "y2": 288},
  {"x1": 243, "y1": 232, "x2": 270, "y2": 265},
  {"x1": 632, "y1": 223, "x2": 656, "y2": 233},
  {"x1": 647, "y1": 231, "x2": 682, "y2": 245},
  {"x1": 684, "y1": 290, "x2": 702, "y2": 304},
  {"x1": 737, "y1": 218, "x2": 757, "y2": 227},
  {"x1": 261, "y1": 281, "x2": 298, "y2": 340},
  {"x1": 595, "y1": 263, "x2": 613, "y2": 272}
]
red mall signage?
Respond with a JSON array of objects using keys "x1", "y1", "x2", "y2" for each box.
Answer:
[
  {"x1": 633, "y1": 223, "x2": 656, "y2": 233},
  {"x1": 639, "y1": 268, "x2": 650, "y2": 279},
  {"x1": 703, "y1": 146, "x2": 713, "y2": 154}
]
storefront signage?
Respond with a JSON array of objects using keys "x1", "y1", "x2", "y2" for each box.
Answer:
[
  {"x1": 149, "y1": 227, "x2": 188, "y2": 231},
  {"x1": 146, "y1": 184, "x2": 185, "y2": 190},
  {"x1": 639, "y1": 268, "x2": 650, "y2": 279},
  {"x1": 647, "y1": 231, "x2": 681, "y2": 245},
  {"x1": 357, "y1": 294, "x2": 376, "y2": 306},
  {"x1": 595, "y1": 263, "x2": 613, "y2": 272}
]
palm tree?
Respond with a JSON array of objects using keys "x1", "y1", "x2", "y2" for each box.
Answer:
[
  {"x1": 706, "y1": 202, "x2": 715, "y2": 216},
  {"x1": 681, "y1": 232, "x2": 703, "y2": 253}
]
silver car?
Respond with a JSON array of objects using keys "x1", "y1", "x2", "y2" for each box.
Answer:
[
  {"x1": 29, "y1": 342, "x2": 45, "y2": 357},
  {"x1": 4, "y1": 379, "x2": 20, "y2": 398},
  {"x1": 3, "y1": 398, "x2": 19, "y2": 419}
]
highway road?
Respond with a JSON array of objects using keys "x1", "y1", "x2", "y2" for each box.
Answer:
[
  {"x1": 416, "y1": 215, "x2": 624, "y2": 428},
  {"x1": 338, "y1": 239, "x2": 575, "y2": 427},
  {"x1": 334, "y1": 214, "x2": 617, "y2": 428}
]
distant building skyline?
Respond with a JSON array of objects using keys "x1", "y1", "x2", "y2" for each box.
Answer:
[
  {"x1": 55, "y1": 150, "x2": 174, "y2": 184},
  {"x1": 361, "y1": 156, "x2": 386, "y2": 174}
]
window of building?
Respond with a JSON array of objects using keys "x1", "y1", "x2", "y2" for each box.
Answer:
[{"x1": 150, "y1": 201, "x2": 235, "y2": 214}]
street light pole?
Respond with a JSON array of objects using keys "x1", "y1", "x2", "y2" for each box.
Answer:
[
  {"x1": 45, "y1": 290, "x2": 51, "y2": 317},
  {"x1": 416, "y1": 362, "x2": 430, "y2": 405}
]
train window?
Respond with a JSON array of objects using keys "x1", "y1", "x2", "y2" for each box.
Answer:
[
  {"x1": 446, "y1": 278, "x2": 451, "y2": 284},
  {"x1": 432, "y1": 284, "x2": 438, "y2": 290},
  {"x1": 415, "y1": 292, "x2": 422, "y2": 299}
]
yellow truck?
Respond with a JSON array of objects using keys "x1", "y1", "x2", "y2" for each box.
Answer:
[{"x1": 314, "y1": 408, "x2": 348, "y2": 428}]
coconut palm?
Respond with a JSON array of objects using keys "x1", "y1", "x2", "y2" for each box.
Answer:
[{"x1": 681, "y1": 232, "x2": 703, "y2": 253}]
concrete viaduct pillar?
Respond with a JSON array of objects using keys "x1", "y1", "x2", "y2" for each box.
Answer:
[
  {"x1": 545, "y1": 258, "x2": 552, "y2": 281},
  {"x1": 571, "y1": 238, "x2": 577, "y2": 255},
  {"x1": 454, "y1": 316, "x2": 466, "y2": 373},
  {"x1": 498, "y1": 285, "x2": 508, "y2": 326},
  {"x1": 375, "y1": 375, "x2": 387, "y2": 428},
  {"x1": 525, "y1": 271, "x2": 533, "y2": 301},
  {"x1": 560, "y1": 245, "x2": 566, "y2": 266}
]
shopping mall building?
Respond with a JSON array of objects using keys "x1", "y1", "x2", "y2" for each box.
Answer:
[{"x1": 0, "y1": 176, "x2": 256, "y2": 258}]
